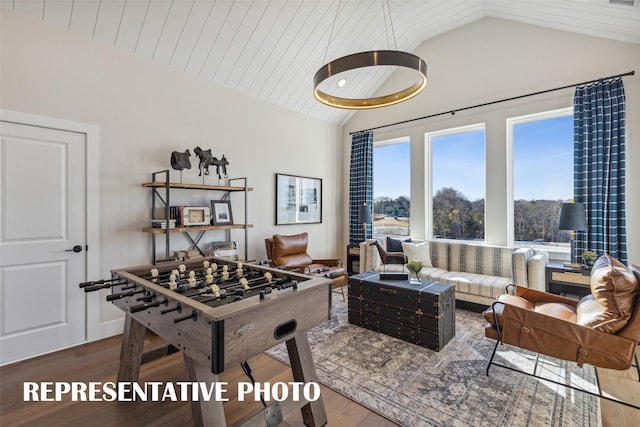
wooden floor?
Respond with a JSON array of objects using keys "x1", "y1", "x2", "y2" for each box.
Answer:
[
  {"x1": 596, "y1": 347, "x2": 640, "y2": 426},
  {"x1": 0, "y1": 333, "x2": 638, "y2": 427},
  {"x1": 0, "y1": 332, "x2": 396, "y2": 427}
]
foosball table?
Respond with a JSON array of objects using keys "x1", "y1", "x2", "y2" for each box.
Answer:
[{"x1": 81, "y1": 256, "x2": 331, "y2": 427}]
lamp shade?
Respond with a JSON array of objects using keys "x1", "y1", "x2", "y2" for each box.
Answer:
[
  {"x1": 558, "y1": 202, "x2": 587, "y2": 231},
  {"x1": 358, "y1": 204, "x2": 372, "y2": 223}
]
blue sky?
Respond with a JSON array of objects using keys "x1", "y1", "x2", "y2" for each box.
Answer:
[
  {"x1": 513, "y1": 115, "x2": 573, "y2": 200},
  {"x1": 373, "y1": 143, "x2": 411, "y2": 199},
  {"x1": 432, "y1": 129, "x2": 486, "y2": 200},
  {"x1": 374, "y1": 115, "x2": 573, "y2": 202}
]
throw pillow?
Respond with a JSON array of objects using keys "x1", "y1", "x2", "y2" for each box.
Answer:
[
  {"x1": 401, "y1": 241, "x2": 433, "y2": 268},
  {"x1": 577, "y1": 295, "x2": 610, "y2": 329},
  {"x1": 386, "y1": 237, "x2": 411, "y2": 264},
  {"x1": 586, "y1": 254, "x2": 639, "y2": 334},
  {"x1": 617, "y1": 264, "x2": 640, "y2": 340}
]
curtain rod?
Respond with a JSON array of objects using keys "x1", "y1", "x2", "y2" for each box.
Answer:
[{"x1": 349, "y1": 70, "x2": 635, "y2": 135}]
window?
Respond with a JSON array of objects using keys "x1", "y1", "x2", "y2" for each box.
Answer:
[
  {"x1": 373, "y1": 138, "x2": 410, "y2": 237},
  {"x1": 428, "y1": 124, "x2": 485, "y2": 240},
  {"x1": 509, "y1": 108, "x2": 573, "y2": 248}
]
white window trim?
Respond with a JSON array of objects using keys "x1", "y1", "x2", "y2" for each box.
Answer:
[
  {"x1": 506, "y1": 106, "x2": 573, "y2": 252},
  {"x1": 425, "y1": 123, "x2": 486, "y2": 241},
  {"x1": 374, "y1": 136, "x2": 408, "y2": 148}
]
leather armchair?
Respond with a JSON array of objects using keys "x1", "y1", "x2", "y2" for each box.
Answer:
[
  {"x1": 484, "y1": 286, "x2": 640, "y2": 370},
  {"x1": 483, "y1": 262, "x2": 640, "y2": 409},
  {"x1": 265, "y1": 233, "x2": 347, "y2": 296}
]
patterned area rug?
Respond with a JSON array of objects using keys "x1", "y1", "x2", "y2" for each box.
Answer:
[{"x1": 266, "y1": 290, "x2": 601, "y2": 427}]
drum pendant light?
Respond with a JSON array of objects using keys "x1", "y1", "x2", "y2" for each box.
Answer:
[{"x1": 313, "y1": 0, "x2": 427, "y2": 110}]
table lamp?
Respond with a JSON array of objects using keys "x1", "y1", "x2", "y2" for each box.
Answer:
[
  {"x1": 558, "y1": 202, "x2": 587, "y2": 267},
  {"x1": 358, "y1": 202, "x2": 372, "y2": 238}
]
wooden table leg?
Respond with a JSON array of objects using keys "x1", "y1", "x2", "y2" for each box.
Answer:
[
  {"x1": 117, "y1": 313, "x2": 147, "y2": 382},
  {"x1": 184, "y1": 354, "x2": 227, "y2": 427},
  {"x1": 286, "y1": 332, "x2": 328, "y2": 427}
]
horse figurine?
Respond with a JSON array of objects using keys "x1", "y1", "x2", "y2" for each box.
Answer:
[
  {"x1": 194, "y1": 146, "x2": 214, "y2": 176},
  {"x1": 170, "y1": 149, "x2": 191, "y2": 171},
  {"x1": 212, "y1": 155, "x2": 229, "y2": 179}
]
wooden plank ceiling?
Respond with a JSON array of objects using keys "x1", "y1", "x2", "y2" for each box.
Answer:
[{"x1": 6, "y1": 0, "x2": 640, "y2": 124}]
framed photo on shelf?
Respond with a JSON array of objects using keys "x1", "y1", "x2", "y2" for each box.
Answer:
[
  {"x1": 275, "y1": 173, "x2": 322, "y2": 225},
  {"x1": 211, "y1": 200, "x2": 233, "y2": 226}
]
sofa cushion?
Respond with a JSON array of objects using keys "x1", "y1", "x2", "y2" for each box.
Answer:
[
  {"x1": 483, "y1": 294, "x2": 534, "y2": 326},
  {"x1": 448, "y1": 243, "x2": 512, "y2": 278},
  {"x1": 429, "y1": 270, "x2": 511, "y2": 300},
  {"x1": 401, "y1": 241, "x2": 433, "y2": 267},
  {"x1": 385, "y1": 237, "x2": 410, "y2": 264},
  {"x1": 588, "y1": 254, "x2": 639, "y2": 334},
  {"x1": 534, "y1": 302, "x2": 577, "y2": 323},
  {"x1": 373, "y1": 263, "x2": 404, "y2": 273},
  {"x1": 428, "y1": 241, "x2": 449, "y2": 270}
]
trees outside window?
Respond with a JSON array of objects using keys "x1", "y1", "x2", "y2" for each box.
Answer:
[{"x1": 428, "y1": 125, "x2": 486, "y2": 240}]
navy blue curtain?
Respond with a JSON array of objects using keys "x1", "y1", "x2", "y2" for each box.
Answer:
[
  {"x1": 573, "y1": 78, "x2": 627, "y2": 264},
  {"x1": 349, "y1": 131, "x2": 374, "y2": 245}
]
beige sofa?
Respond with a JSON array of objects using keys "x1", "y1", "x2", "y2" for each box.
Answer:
[{"x1": 359, "y1": 239, "x2": 548, "y2": 307}]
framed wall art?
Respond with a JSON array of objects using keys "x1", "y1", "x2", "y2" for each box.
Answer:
[
  {"x1": 276, "y1": 173, "x2": 322, "y2": 225},
  {"x1": 210, "y1": 200, "x2": 233, "y2": 226}
]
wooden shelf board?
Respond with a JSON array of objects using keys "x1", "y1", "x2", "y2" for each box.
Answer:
[
  {"x1": 142, "y1": 181, "x2": 253, "y2": 192},
  {"x1": 143, "y1": 224, "x2": 253, "y2": 233}
]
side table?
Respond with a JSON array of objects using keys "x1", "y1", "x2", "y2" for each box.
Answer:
[
  {"x1": 545, "y1": 261, "x2": 591, "y2": 299},
  {"x1": 346, "y1": 245, "x2": 360, "y2": 275}
]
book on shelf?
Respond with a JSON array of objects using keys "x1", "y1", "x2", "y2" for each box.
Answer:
[
  {"x1": 169, "y1": 206, "x2": 184, "y2": 226},
  {"x1": 151, "y1": 219, "x2": 176, "y2": 229}
]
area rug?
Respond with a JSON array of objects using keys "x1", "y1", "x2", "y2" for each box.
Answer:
[{"x1": 266, "y1": 290, "x2": 601, "y2": 427}]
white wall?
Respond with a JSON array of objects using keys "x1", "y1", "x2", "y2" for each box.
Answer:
[
  {"x1": 1, "y1": 8, "x2": 342, "y2": 335},
  {"x1": 343, "y1": 17, "x2": 640, "y2": 262}
]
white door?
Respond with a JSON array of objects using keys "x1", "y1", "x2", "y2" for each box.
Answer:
[{"x1": 0, "y1": 121, "x2": 86, "y2": 365}]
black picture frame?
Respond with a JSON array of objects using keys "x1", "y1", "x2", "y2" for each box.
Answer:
[
  {"x1": 275, "y1": 173, "x2": 322, "y2": 225},
  {"x1": 211, "y1": 200, "x2": 233, "y2": 226}
]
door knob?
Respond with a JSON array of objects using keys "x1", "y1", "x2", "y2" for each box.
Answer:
[{"x1": 66, "y1": 245, "x2": 83, "y2": 253}]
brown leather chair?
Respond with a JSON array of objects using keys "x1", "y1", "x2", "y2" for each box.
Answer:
[
  {"x1": 483, "y1": 261, "x2": 640, "y2": 409},
  {"x1": 265, "y1": 232, "x2": 347, "y2": 299}
]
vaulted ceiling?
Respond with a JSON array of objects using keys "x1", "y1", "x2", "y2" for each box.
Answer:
[{"x1": 5, "y1": 0, "x2": 640, "y2": 125}]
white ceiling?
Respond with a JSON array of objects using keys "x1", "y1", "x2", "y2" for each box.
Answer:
[{"x1": 6, "y1": 0, "x2": 640, "y2": 125}]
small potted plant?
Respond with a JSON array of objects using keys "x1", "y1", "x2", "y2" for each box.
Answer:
[
  {"x1": 406, "y1": 261, "x2": 423, "y2": 284},
  {"x1": 581, "y1": 250, "x2": 598, "y2": 268}
]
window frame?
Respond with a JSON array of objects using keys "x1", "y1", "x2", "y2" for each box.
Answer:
[
  {"x1": 506, "y1": 106, "x2": 573, "y2": 252},
  {"x1": 425, "y1": 122, "x2": 486, "y2": 242}
]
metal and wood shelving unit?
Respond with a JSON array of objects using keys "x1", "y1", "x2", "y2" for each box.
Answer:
[{"x1": 143, "y1": 170, "x2": 253, "y2": 263}]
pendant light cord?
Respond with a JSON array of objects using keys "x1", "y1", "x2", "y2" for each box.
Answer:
[
  {"x1": 383, "y1": 0, "x2": 398, "y2": 50},
  {"x1": 323, "y1": 0, "x2": 342, "y2": 65}
]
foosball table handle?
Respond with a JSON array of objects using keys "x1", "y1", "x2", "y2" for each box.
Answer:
[
  {"x1": 173, "y1": 309, "x2": 198, "y2": 323},
  {"x1": 161, "y1": 302, "x2": 182, "y2": 315}
]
